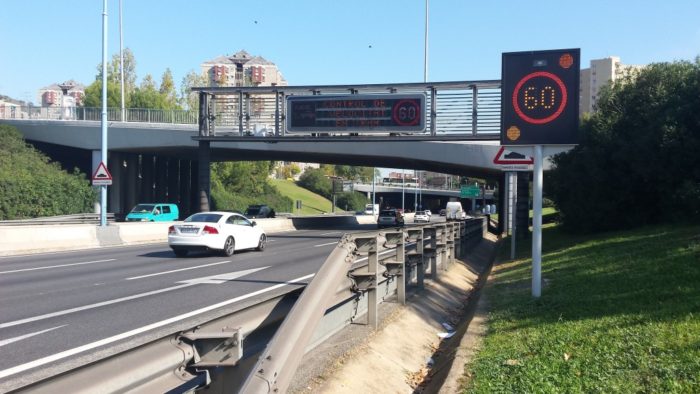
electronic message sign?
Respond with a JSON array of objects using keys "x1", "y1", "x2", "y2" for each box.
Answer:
[
  {"x1": 501, "y1": 49, "x2": 580, "y2": 145},
  {"x1": 286, "y1": 94, "x2": 426, "y2": 133}
]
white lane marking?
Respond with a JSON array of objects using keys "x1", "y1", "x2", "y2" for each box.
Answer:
[
  {"x1": 0, "y1": 259, "x2": 116, "y2": 275},
  {"x1": 313, "y1": 242, "x2": 338, "y2": 248},
  {"x1": 0, "y1": 273, "x2": 315, "y2": 380},
  {"x1": 126, "y1": 260, "x2": 232, "y2": 280},
  {"x1": 0, "y1": 267, "x2": 268, "y2": 329},
  {"x1": 0, "y1": 325, "x2": 67, "y2": 348},
  {"x1": 320, "y1": 231, "x2": 341, "y2": 236}
]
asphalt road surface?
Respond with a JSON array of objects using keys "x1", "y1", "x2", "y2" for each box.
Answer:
[{"x1": 0, "y1": 226, "x2": 371, "y2": 389}]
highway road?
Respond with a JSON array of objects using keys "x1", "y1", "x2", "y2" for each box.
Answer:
[{"x1": 0, "y1": 225, "x2": 374, "y2": 390}]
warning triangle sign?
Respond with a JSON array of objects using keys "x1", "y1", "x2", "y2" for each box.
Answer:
[
  {"x1": 493, "y1": 146, "x2": 534, "y2": 165},
  {"x1": 92, "y1": 162, "x2": 113, "y2": 185}
]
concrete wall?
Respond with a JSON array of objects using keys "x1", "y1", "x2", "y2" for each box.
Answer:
[{"x1": 0, "y1": 215, "x2": 378, "y2": 256}]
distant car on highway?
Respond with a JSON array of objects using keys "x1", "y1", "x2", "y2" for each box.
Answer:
[
  {"x1": 244, "y1": 204, "x2": 275, "y2": 219},
  {"x1": 126, "y1": 203, "x2": 178, "y2": 222},
  {"x1": 168, "y1": 211, "x2": 266, "y2": 257},
  {"x1": 414, "y1": 210, "x2": 430, "y2": 223},
  {"x1": 377, "y1": 209, "x2": 405, "y2": 228},
  {"x1": 439, "y1": 209, "x2": 446, "y2": 217}
]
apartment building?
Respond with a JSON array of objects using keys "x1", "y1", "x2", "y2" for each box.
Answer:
[
  {"x1": 200, "y1": 50, "x2": 287, "y2": 88},
  {"x1": 579, "y1": 57, "x2": 644, "y2": 116},
  {"x1": 37, "y1": 80, "x2": 85, "y2": 108}
]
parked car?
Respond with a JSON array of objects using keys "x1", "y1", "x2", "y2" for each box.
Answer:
[
  {"x1": 168, "y1": 211, "x2": 266, "y2": 257},
  {"x1": 377, "y1": 209, "x2": 405, "y2": 228},
  {"x1": 439, "y1": 209, "x2": 446, "y2": 216},
  {"x1": 126, "y1": 203, "x2": 178, "y2": 222},
  {"x1": 244, "y1": 204, "x2": 275, "y2": 219},
  {"x1": 414, "y1": 210, "x2": 430, "y2": 223},
  {"x1": 425, "y1": 210, "x2": 432, "y2": 217}
]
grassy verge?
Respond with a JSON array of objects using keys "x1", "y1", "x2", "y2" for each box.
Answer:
[
  {"x1": 270, "y1": 179, "x2": 342, "y2": 215},
  {"x1": 463, "y1": 223, "x2": 700, "y2": 393}
]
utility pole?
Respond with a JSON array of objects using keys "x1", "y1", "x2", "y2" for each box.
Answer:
[
  {"x1": 99, "y1": 0, "x2": 109, "y2": 227},
  {"x1": 119, "y1": 0, "x2": 125, "y2": 122}
]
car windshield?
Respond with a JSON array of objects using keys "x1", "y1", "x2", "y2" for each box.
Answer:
[
  {"x1": 379, "y1": 210, "x2": 396, "y2": 217},
  {"x1": 185, "y1": 213, "x2": 222, "y2": 223},
  {"x1": 131, "y1": 204, "x2": 155, "y2": 213}
]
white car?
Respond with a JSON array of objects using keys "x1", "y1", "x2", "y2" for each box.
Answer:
[
  {"x1": 414, "y1": 211, "x2": 430, "y2": 223},
  {"x1": 168, "y1": 211, "x2": 266, "y2": 257}
]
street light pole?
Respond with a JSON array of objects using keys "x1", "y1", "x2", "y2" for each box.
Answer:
[
  {"x1": 402, "y1": 169, "x2": 405, "y2": 211},
  {"x1": 119, "y1": 0, "x2": 125, "y2": 122},
  {"x1": 424, "y1": 0, "x2": 429, "y2": 83},
  {"x1": 100, "y1": 0, "x2": 109, "y2": 227}
]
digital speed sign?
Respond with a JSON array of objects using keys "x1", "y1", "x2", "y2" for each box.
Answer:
[
  {"x1": 286, "y1": 94, "x2": 426, "y2": 133},
  {"x1": 501, "y1": 49, "x2": 580, "y2": 145}
]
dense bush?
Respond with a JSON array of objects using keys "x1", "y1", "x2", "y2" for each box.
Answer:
[
  {"x1": 0, "y1": 125, "x2": 95, "y2": 219},
  {"x1": 297, "y1": 168, "x2": 332, "y2": 198},
  {"x1": 335, "y1": 191, "x2": 369, "y2": 212},
  {"x1": 210, "y1": 161, "x2": 292, "y2": 213},
  {"x1": 547, "y1": 58, "x2": 700, "y2": 233}
]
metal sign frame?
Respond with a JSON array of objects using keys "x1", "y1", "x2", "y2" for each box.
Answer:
[{"x1": 285, "y1": 93, "x2": 427, "y2": 134}]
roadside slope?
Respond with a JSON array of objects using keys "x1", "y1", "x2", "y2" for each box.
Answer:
[{"x1": 270, "y1": 179, "x2": 342, "y2": 215}]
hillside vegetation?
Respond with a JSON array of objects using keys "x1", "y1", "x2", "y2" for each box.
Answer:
[
  {"x1": 270, "y1": 179, "x2": 340, "y2": 215},
  {"x1": 0, "y1": 125, "x2": 95, "y2": 219},
  {"x1": 464, "y1": 223, "x2": 700, "y2": 392}
]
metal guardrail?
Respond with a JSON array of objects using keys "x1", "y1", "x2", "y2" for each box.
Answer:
[
  {"x1": 0, "y1": 213, "x2": 115, "y2": 225},
  {"x1": 16, "y1": 218, "x2": 485, "y2": 393}
]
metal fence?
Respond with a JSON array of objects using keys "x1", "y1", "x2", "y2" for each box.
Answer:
[{"x1": 0, "y1": 105, "x2": 198, "y2": 125}]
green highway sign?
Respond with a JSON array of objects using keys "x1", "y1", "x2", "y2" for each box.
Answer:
[{"x1": 460, "y1": 185, "x2": 480, "y2": 198}]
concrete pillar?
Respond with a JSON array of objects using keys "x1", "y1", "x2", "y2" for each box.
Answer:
[
  {"x1": 140, "y1": 154, "x2": 155, "y2": 203},
  {"x1": 124, "y1": 153, "x2": 138, "y2": 212},
  {"x1": 198, "y1": 141, "x2": 211, "y2": 212},
  {"x1": 108, "y1": 151, "x2": 122, "y2": 215},
  {"x1": 155, "y1": 156, "x2": 168, "y2": 201},
  {"x1": 180, "y1": 160, "x2": 192, "y2": 217},
  {"x1": 167, "y1": 158, "x2": 180, "y2": 204}
]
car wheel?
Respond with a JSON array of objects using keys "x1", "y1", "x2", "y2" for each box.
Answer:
[
  {"x1": 223, "y1": 236, "x2": 235, "y2": 256},
  {"x1": 256, "y1": 234, "x2": 267, "y2": 251},
  {"x1": 173, "y1": 248, "x2": 188, "y2": 257}
]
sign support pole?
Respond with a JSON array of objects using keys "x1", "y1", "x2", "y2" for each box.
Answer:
[
  {"x1": 532, "y1": 145, "x2": 543, "y2": 297},
  {"x1": 510, "y1": 171, "x2": 517, "y2": 260},
  {"x1": 100, "y1": 0, "x2": 109, "y2": 227}
]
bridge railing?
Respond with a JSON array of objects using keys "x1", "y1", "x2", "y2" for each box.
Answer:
[
  {"x1": 0, "y1": 105, "x2": 198, "y2": 125},
  {"x1": 194, "y1": 80, "x2": 502, "y2": 138}
]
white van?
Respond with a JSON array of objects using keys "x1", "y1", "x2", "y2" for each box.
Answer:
[
  {"x1": 445, "y1": 201, "x2": 464, "y2": 221},
  {"x1": 365, "y1": 204, "x2": 380, "y2": 215}
]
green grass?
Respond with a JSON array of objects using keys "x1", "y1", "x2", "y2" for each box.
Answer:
[
  {"x1": 463, "y1": 223, "x2": 700, "y2": 393},
  {"x1": 269, "y1": 179, "x2": 343, "y2": 215},
  {"x1": 490, "y1": 207, "x2": 557, "y2": 223}
]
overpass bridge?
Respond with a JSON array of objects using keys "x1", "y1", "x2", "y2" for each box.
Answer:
[{"x1": 1, "y1": 80, "x2": 525, "y2": 225}]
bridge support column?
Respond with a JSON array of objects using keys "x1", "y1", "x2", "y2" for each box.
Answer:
[
  {"x1": 108, "y1": 152, "x2": 122, "y2": 215},
  {"x1": 124, "y1": 154, "x2": 138, "y2": 213},
  {"x1": 154, "y1": 156, "x2": 168, "y2": 202},
  {"x1": 179, "y1": 160, "x2": 193, "y2": 217},
  {"x1": 140, "y1": 155, "x2": 155, "y2": 203},
  {"x1": 197, "y1": 141, "x2": 211, "y2": 212},
  {"x1": 167, "y1": 159, "x2": 180, "y2": 205}
]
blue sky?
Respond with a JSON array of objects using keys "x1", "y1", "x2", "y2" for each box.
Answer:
[{"x1": 1, "y1": 0, "x2": 699, "y2": 103}]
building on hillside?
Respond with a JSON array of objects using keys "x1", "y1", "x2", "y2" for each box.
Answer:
[
  {"x1": 579, "y1": 57, "x2": 644, "y2": 116},
  {"x1": 37, "y1": 80, "x2": 85, "y2": 108},
  {"x1": 200, "y1": 50, "x2": 287, "y2": 88},
  {"x1": 0, "y1": 96, "x2": 26, "y2": 119}
]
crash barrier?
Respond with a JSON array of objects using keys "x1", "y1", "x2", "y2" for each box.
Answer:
[
  {"x1": 17, "y1": 218, "x2": 485, "y2": 393},
  {"x1": 0, "y1": 215, "x2": 380, "y2": 256}
]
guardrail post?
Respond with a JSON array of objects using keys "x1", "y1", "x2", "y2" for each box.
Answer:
[
  {"x1": 454, "y1": 221, "x2": 462, "y2": 259},
  {"x1": 348, "y1": 235, "x2": 379, "y2": 329},
  {"x1": 274, "y1": 90, "x2": 280, "y2": 136},
  {"x1": 446, "y1": 222, "x2": 455, "y2": 265},
  {"x1": 382, "y1": 230, "x2": 406, "y2": 304},
  {"x1": 435, "y1": 224, "x2": 447, "y2": 272},
  {"x1": 423, "y1": 226, "x2": 438, "y2": 281},
  {"x1": 430, "y1": 87, "x2": 437, "y2": 136},
  {"x1": 238, "y1": 91, "x2": 244, "y2": 135},
  {"x1": 472, "y1": 84, "x2": 478, "y2": 135},
  {"x1": 406, "y1": 228, "x2": 424, "y2": 289}
]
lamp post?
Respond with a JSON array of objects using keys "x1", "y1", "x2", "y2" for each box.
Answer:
[
  {"x1": 119, "y1": 0, "x2": 125, "y2": 122},
  {"x1": 99, "y1": 0, "x2": 109, "y2": 227}
]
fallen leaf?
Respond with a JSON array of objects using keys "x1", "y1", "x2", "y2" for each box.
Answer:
[
  {"x1": 503, "y1": 359, "x2": 520, "y2": 366},
  {"x1": 564, "y1": 353, "x2": 571, "y2": 361}
]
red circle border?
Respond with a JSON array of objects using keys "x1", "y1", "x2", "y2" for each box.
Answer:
[{"x1": 511, "y1": 71, "x2": 568, "y2": 124}]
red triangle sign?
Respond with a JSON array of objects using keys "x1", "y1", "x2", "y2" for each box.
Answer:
[
  {"x1": 493, "y1": 146, "x2": 534, "y2": 165},
  {"x1": 92, "y1": 162, "x2": 112, "y2": 183}
]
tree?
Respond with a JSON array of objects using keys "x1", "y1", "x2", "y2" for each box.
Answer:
[
  {"x1": 297, "y1": 168, "x2": 332, "y2": 198},
  {"x1": 180, "y1": 70, "x2": 207, "y2": 111},
  {"x1": 160, "y1": 68, "x2": 178, "y2": 106},
  {"x1": 81, "y1": 79, "x2": 122, "y2": 108},
  {"x1": 547, "y1": 58, "x2": 700, "y2": 232}
]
